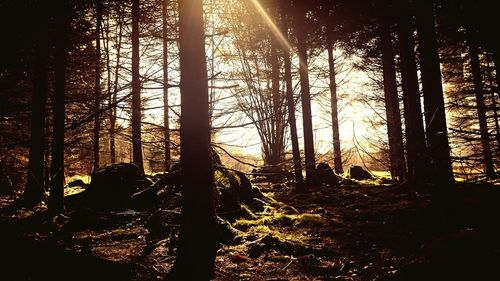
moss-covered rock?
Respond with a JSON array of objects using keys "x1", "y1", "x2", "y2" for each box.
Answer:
[
  {"x1": 348, "y1": 165, "x2": 373, "y2": 180},
  {"x1": 316, "y1": 163, "x2": 340, "y2": 186}
]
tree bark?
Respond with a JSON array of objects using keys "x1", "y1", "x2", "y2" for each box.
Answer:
[
  {"x1": 415, "y1": 0, "x2": 455, "y2": 189},
  {"x1": 280, "y1": 0, "x2": 303, "y2": 186},
  {"x1": 468, "y1": 29, "x2": 495, "y2": 178},
  {"x1": 110, "y1": 4, "x2": 124, "y2": 164},
  {"x1": 49, "y1": 0, "x2": 69, "y2": 213},
  {"x1": 22, "y1": 9, "x2": 50, "y2": 207},
  {"x1": 327, "y1": 42, "x2": 344, "y2": 175},
  {"x1": 93, "y1": 0, "x2": 102, "y2": 171},
  {"x1": 294, "y1": 2, "x2": 316, "y2": 186},
  {"x1": 131, "y1": 0, "x2": 144, "y2": 172},
  {"x1": 396, "y1": 2, "x2": 427, "y2": 183},
  {"x1": 492, "y1": 50, "x2": 500, "y2": 150},
  {"x1": 166, "y1": 0, "x2": 217, "y2": 279},
  {"x1": 269, "y1": 37, "x2": 284, "y2": 166},
  {"x1": 415, "y1": 0, "x2": 454, "y2": 185},
  {"x1": 162, "y1": 0, "x2": 171, "y2": 172},
  {"x1": 379, "y1": 16, "x2": 406, "y2": 181}
]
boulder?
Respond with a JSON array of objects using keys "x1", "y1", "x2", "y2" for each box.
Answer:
[
  {"x1": 67, "y1": 179, "x2": 86, "y2": 188},
  {"x1": 66, "y1": 163, "x2": 149, "y2": 210},
  {"x1": 348, "y1": 165, "x2": 373, "y2": 180},
  {"x1": 315, "y1": 163, "x2": 339, "y2": 186},
  {"x1": 215, "y1": 168, "x2": 265, "y2": 221}
]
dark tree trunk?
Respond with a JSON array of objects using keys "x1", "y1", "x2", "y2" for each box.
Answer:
[
  {"x1": 93, "y1": 1, "x2": 102, "y2": 171},
  {"x1": 49, "y1": 0, "x2": 69, "y2": 213},
  {"x1": 131, "y1": 0, "x2": 144, "y2": 172},
  {"x1": 468, "y1": 29, "x2": 495, "y2": 178},
  {"x1": 294, "y1": 3, "x2": 316, "y2": 186},
  {"x1": 22, "y1": 10, "x2": 50, "y2": 207},
  {"x1": 166, "y1": 0, "x2": 217, "y2": 280},
  {"x1": 269, "y1": 37, "x2": 284, "y2": 166},
  {"x1": 327, "y1": 41, "x2": 343, "y2": 175},
  {"x1": 379, "y1": 16, "x2": 406, "y2": 181},
  {"x1": 493, "y1": 50, "x2": 500, "y2": 149},
  {"x1": 416, "y1": 0, "x2": 454, "y2": 185},
  {"x1": 280, "y1": 0, "x2": 303, "y2": 186},
  {"x1": 396, "y1": 2, "x2": 427, "y2": 184},
  {"x1": 415, "y1": 0, "x2": 455, "y2": 194},
  {"x1": 110, "y1": 5, "x2": 124, "y2": 164},
  {"x1": 162, "y1": 0, "x2": 171, "y2": 172}
]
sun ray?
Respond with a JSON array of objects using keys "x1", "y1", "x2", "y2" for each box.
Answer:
[{"x1": 247, "y1": 0, "x2": 294, "y2": 58}]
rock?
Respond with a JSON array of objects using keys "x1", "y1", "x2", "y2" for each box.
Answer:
[
  {"x1": 215, "y1": 168, "x2": 265, "y2": 220},
  {"x1": 251, "y1": 165, "x2": 289, "y2": 183},
  {"x1": 67, "y1": 179, "x2": 86, "y2": 188},
  {"x1": 315, "y1": 163, "x2": 339, "y2": 186},
  {"x1": 348, "y1": 165, "x2": 373, "y2": 180},
  {"x1": 66, "y1": 163, "x2": 148, "y2": 210}
]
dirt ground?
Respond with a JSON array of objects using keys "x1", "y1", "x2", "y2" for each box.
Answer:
[{"x1": 1, "y1": 181, "x2": 500, "y2": 281}]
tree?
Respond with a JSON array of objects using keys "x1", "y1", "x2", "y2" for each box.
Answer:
[
  {"x1": 19, "y1": 4, "x2": 51, "y2": 207},
  {"x1": 327, "y1": 42, "x2": 344, "y2": 175},
  {"x1": 131, "y1": 0, "x2": 144, "y2": 171},
  {"x1": 280, "y1": 0, "x2": 304, "y2": 186},
  {"x1": 49, "y1": 0, "x2": 70, "y2": 213},
  {"x1": 467, "y1": 27, "x2": 495, "y2": 178},
  {"x1": 415, "y1": 0, "x2": 455, "y2": 206},
  {"x1": 93, "y1": 0, "x2": 102, "y2": 171},
  {"x1": 294, "y1": 0, "x2": 316, "y2": 186},
  {"x1": 377, "y1": 6, "x2": 406, "y2": 181},
  {"x1": 395, "y1": 0, "x2": 427, "y2": 183},
  {"x1": 162, "y1": 0, "x2": 171, "y2": 172},
  {"x1": 166, "y1": 0, "x2": 217, "y2": 279}
]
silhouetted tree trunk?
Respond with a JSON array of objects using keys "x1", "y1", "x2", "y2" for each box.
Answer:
[
  {"x1": 166, "y1": 0, "x2": 217, "y2": 279},
  {"x1": 379, "y1": 14, "x2": 406, "y2": 181},
  {"x1": 493, "y1": 50, "x2": 500, "y2": 149},
  {"x1": 294, "y1": 2, "x2": 316, "y2": 186},
  {"x1": 109, "y1": 4, "x2": 124, "y2": 164},
  {"x1": 467, "y1": 28, "x2": 495, "y2": 178},
  {"x1": 327, "y1": 41, "x2": 343, "y2": 175},
  {"x1": 396, "y1": 1, "x2": 427, "y2": 183},
  {"x1": 162, "y1": 0, "x2": 170, "y2": 172},
  {"x1": 280, "y1": 0, "x2": 303, "y2": 187},
  {"x1": 22, "y1": 9, "x2": 50, "y2": 207},
  {"x1": 268, "y1": 36, "x2": 285, "y2": 166},
  {"x1": 132, "y1": 0, "x2": 144, "y2": 171},
  {"x1": 93, "y1": 0, "x2": 102, "y2": 171},
  {"x1": 49, "y1": 0, "x2": 69, "y2": 213},
  {"x1": 416, "y1": 0, "x2": 455, "y2": 192}
]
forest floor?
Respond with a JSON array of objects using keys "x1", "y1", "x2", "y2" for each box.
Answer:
[{"x1": 1, "y1": 180, "x2": 500, "y2": 281}]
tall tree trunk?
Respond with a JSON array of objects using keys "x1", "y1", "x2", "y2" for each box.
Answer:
[
  {"x1": 415, "y1": 0, "x2": 455, "y2": 199},
  {"x1": 294, "y1": 3, "x2": 316, "y2": 186},
  {"x1": 166, "y1": 0, "x2": 216, "y2": 279},
  {"x1": 396, "y1": 2, "x2": 427, "y2": 183},
  {"x1": 327, "y1": 41, "x2": 344, "y2": 174},
  {"x1": 492, "y1": 50, "x2": 500, "y2": 149},
  {"x1": 103, "y1": 5, "x2": 112, "y2": 164},
  {"x1": 49, "y1": 0, "x2": 69, "y2": 213},
  {"x1": 21, "y1": 10, "x2": 50, "y2": 207},
  {"x1": 110, "y1": 4, "x2": 124, "y2": 164},
  {"x1": 468, "y1": 29, "x2": 495, "y2": 178},
  {"x1": 270, "y1": 37, "x2": 283, "y2": 166},
  {"x1": 131, "y1": 0, "x2": 144, "y2": 171},
  {"x1": 93, "y1": 1, "x2": 102, "y2": 171},
  {"x1": 280, "y1": 0, "x2": 303, "y2": 186},
  {"x1": 379, "y1": 16, "x2": 406, "y2": 181},
  {"x1": 162, "y1": 0, "x2": 171, "y2": 171}
]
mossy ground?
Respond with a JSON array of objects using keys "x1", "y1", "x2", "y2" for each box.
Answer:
[{"x1": 1, "y1": 180, "x2": 500, "y2": 280}]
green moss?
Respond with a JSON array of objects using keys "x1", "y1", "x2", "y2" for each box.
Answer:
[{"x1": 234, "y1": 213, "x2": 323, "y2": 230}]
